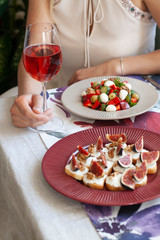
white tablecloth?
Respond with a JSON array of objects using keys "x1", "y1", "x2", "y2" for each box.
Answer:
[
  {"x1": 0, "y1": 96, "x2": 100, "y2": 240},
  {"x1": 1, "y1": 79, "x2": 160, "y2": 240}
]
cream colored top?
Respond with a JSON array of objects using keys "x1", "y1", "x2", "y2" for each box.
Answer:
[{"x1": 49, "y1": 0, "x2": 157, "y2": 88}]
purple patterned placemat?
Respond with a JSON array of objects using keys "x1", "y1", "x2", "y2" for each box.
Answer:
[{"x1": 83, "y1": 201, "x2": 160, "y2": 239}]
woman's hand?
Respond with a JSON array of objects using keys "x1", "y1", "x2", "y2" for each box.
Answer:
[
  {"x1": 68, "y1": 58, "x2": 121, "y2": 85},
  {"x1": 10, "y1": 94, "x2": 53, "y2": 128}
]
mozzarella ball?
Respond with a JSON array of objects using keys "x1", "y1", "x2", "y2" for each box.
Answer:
[
  {"x1": 81, "y1": 91, "x2": 86, "y2": 96},
  {"x1": 106, "y1": 105, "x2": 116, "y2": 112},
  {"x1": 100, "y1": 93, "x2": 108, "y2": 103},
  {"x1": 125, "y1": 83, "x2": 132, "y2": 90},
  {"x1": 119, "y1": 89, "x2": 128, "y2": 101},
  {"x1": 104, "y1": 80, "x2": 115, "y2": 87}
]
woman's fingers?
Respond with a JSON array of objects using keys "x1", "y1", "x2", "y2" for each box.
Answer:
[
  {"x1": 14, "y1": 94, "x2": 43, "y2": 118},
  {"x1": 68, "y1": 67, "x2": 97, "y2": 85},
  {"x1": 32, "y1": 95, "x2": 53, "y2": 119},
  {"x1": 32, "y1": 94, "x2": 43, "y2": 113},
  {"x1": 10, "y1": 94, "x2": 53, "y2": 128},
  {"x1": 68, "y1": 62, "x2": 116, "y2": 86},
  {"x1": 68, "y1": 69, "x2": 84, "y2": 86}
]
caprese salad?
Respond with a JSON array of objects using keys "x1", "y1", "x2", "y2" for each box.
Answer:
[{"x1": 81, "y1": 77, "x2": 139, "y2": 112}]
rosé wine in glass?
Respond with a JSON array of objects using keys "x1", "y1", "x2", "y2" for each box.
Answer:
[
  {"x1": 23, "y1": 44, "x2": 62, "y2": 83},
  {"x1": 23, "y1": 22, "x2": 63, "y2": 131}
]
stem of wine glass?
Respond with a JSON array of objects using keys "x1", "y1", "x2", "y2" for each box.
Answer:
[{"x1": 42, "y1": 81, "x2": 48, "y2": 112}]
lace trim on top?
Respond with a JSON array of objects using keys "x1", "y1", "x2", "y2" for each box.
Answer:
[{"x1": 120, "y1": 0, "x2": 154, "y2": 22}]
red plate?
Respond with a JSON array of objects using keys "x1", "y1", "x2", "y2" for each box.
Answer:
[{"x1": 42, "y1": 126, "x2": 160, "y2": 206}]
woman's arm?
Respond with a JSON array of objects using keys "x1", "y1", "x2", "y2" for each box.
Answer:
[
  {"x1": 68, "y1": 48, "x2": 160, "y2": 85},
  {"x1": 18, "y1": 0, "x2": 52, "y2": 96},
  {"x1": 10, "y1": 0, "x2": 53, "y2": 128},
  {"x1": 26, "y1": 0, "x2": 51, "y2": 25}
]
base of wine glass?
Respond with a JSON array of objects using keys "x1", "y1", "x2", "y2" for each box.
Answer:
[{"x1": 29, "y1": 116, "x2": 63, "y2": 133}]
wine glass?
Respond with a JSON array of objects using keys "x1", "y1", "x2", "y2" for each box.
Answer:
[{"x1": 23, "y1": 22, "x2": 63, "y2": 132}]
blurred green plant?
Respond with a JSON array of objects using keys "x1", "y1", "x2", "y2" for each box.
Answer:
[{"x1": 0, "y1": 0, "x2": 28, "y2": 94}]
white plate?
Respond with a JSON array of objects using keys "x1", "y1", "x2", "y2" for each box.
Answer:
[{"x1": 61, "y1": 76, "x2": 159, "y2": 120}]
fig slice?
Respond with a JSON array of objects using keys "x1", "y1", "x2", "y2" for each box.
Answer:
[
  {"x1": 133, "y1": 136, "x2": 144, "y2": 152},
  {"x1": 90, "y1": 160, "x2": 104, "y2": 178},
  {"x1": 134, "y1": 161, "x2": 147, "y2": 181},
  {"x1": 116, "y1": 137, "x2": 123, "y2": 155},
  {"x1": 96, "y1": 136, "x2": 103, "y2": 151},
  {"x1": 100, "y1": 151, "x2": 107, "y2": 168},
  {"x1": 77, "y1": 145, "x2": 90, "y2": 157},
  {"x1": 121, "y1": 168, "x2": 136, "y2": 190},
  {"x1": 140, "y1": 151, "x2": 159, "y2": 165},
  {"x1": 70, "y1": 154, "x2": 79, "y2": 171},
  {"x1": 106, "y1": 133, "x2": 127, "y2": 143},
  {"x1": 117, "y1": 154, "x2": 132, "y2": 168}
]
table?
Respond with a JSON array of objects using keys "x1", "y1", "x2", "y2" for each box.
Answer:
[
  {"x1": 0, "y1": 96, "x2": 100, "y2": 240},
  {"x1": 0, "y1": 77, "x2": 160, "y2": 240}
]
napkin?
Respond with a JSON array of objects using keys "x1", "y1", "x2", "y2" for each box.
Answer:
[
  {"x1": 38, "y1": 87, "x2": 94, "y2": 149},
  {"x1": 39, "y1": 77, "x2": 160, "y2": 240}
]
